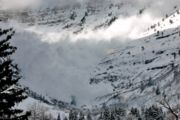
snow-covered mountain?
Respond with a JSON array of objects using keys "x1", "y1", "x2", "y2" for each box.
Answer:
[
  {"x1": 0, "y1": 1, "x2": 147, "y2": 106},
  {"x1": 90, "y1": 9, "x2": 180, "y2": 108},
  {"x1": 1, "y1": 0, "x2": 180, "y2": 112},
  {"x1": 0, "y1": 1, "x2": 139, "y2": 33}
]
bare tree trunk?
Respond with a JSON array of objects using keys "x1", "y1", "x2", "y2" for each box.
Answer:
[{"x1": 159, "y1": 96, "x2": 179, "y2": 120}]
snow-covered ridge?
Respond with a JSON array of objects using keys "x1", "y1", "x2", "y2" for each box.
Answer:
[
  {"x1": 90, "y1": 10, "x2": 180, "y2": 107},
  {"x1": 0, "y1": 1, "x2": 152, "y2": 36},
  {"x1": 1, "y1": 1, "x2": 179, "y2": 42},
  {"x1": 0, "y1": 3, "x2": 130, "y2": 32},
  {"x1": 141, "y1": 9, "x2": 180, "y2": 38}
]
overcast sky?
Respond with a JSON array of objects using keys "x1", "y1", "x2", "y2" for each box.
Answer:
[{"x1": 1, "y1": 0, "x2": 180, "y2": 106}]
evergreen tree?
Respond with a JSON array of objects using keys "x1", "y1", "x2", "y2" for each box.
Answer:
[
  {"x1": 110, "y1": 111, "x2": 115, "y2": 120},
  {"x1": 79, "y1": 112, "x2": 85, "y2": 120},
  {"x1": 69, "y1": 110, "x2": 74, "y2": 120},
  {"x1": 130, "y1": 107, "x2": 140, "y2": 118},
  {"x1": 70, "y1": 12, "x2": 77, "y2": 20},
  {"x1": 63, "y1": 116, "x2": 68, "y2": 120},
  {"x1": 87, "y1": 112, "x2": 92, "y2": 120},
  {"x1": 57, "y1": 113, "x2": 61, "y2": 120},
  {"x1": 130, "y1": 107, "x2": 142, "y2": 120},
  {"x1": 103, "y1": 107, "x2": 110, "y2": 120},
  {"x1": 69, "y1": 109, "x2": 78, "y2": 120},
  {"x1": 156, "y1": 86, "x2": 161, "y2": 95},
  {"x1": 115, "y1": 107, "x2": 126, "y2": 117},
  {"x1": 145, "y1": 105, "x2": 164, "y2": 120},
  {"x1": 98, "y1": 111, "x2": 104, "y2": 120},
  {"x1": 0, "y1": 28, "x2": 30, "y2": 119}
]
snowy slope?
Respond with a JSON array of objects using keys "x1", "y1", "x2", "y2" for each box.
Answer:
[
  {"x1": 0, "y1": 1, "x2": 146, "y2": 107},
  {"x1": 1, "y1": 0, "x2": 180, "y2": 109},
  {"x1": 90, "y1": 9, "x2": 180, "y2": 107},
  {"x1": 17, "y1": 97, "x2": 69, "y2": 119},
  {"x1": 0, "y1": 1, "x2": 155, "y2": 35},
  {"x1": 141, "y1": 9, "x2": 180, "y2": 38},
  {"x1": 0, "y1": 2, "x2": 131, "y2": 33}
]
